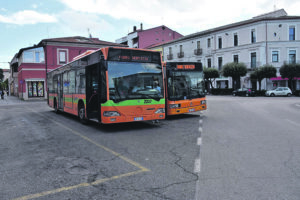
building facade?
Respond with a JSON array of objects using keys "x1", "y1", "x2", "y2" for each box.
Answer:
[
  {"x1": 161, "y1": 9, "x2": 300, "y2": 90},
  {"x1": 10, "y1": 36, "x2": 126, "y2": 100},
  {"x1": 116, "y1": 24, "x2": 183, "y2": 49}
]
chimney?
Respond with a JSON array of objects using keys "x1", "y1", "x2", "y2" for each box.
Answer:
[
  {"x1": 133, "y1": 26, "x2": 137, "y2": 32},
  {"x1": 140, "y1": 23, "x2": 143, "y2": 31}
]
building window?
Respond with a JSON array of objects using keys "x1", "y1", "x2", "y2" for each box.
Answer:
[
  {"x1": 272, "y1": 51, "x2": 279, "y2": 62},
  {"x1": 197, "y1": 41, "x2": 200, "y2": 49},
  {"x1": 169, "y1": 47, "x2": 172, "y2": 55},
  {"x1": 28, "y1": 81, "x2": 44, "y2": 97},
  {"x1": 218, "y1": 57, "x2": 223, "y2": 71},
  {"x1": 251, "y1": 29, "x2": 256, "y2": 43},
  {"x1": 289, "y1": 26, "x2": 295, "y2": 41},
  {"x1": 58, "y1": 49, "x2": 68, "y2": 65},
  {"x1": 233, "y1": 55, "x2": 239, "y2": 63},
  {"x1": 289, "y1": 50, "x2": 296, "y2": 64},
  {"x1": 234, "y1": 33, "x2": 238, "y2": 46},
  {"x1": 207, "y1": 38, "x2": 211, "y2": 48},
  {"x1": 218, "y1": 37, "x2": 222, "y2": 49},
  {"x1": 251, "y1": 52, "x2": 257, "y2": 68},
  {"x1": 207, "y1": 58, "x2": 211, "y2": 68},
  {"x1": 23, "y1": 47, "x2": 45, "y2": 63},
  {"x1": 179, "y1": 45, "x2": 183, "y2": 53}
]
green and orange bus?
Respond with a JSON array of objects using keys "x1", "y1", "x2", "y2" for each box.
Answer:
[
  {"x1": 163, "y1": 62, "x2": 206, "y2": 116},
  {"x1": 47, "y1": 47, "x2": 165, "y2": 124}
]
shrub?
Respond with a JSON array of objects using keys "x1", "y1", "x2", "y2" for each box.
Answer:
[{"x1": 211, "y1": 88, "x2": 234, "y2": 95}]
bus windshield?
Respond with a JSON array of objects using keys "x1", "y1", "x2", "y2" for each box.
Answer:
[
  {"x1": 108, "y1": 61, "x2": 163, "y2": 102},
  {"x1": 168, "y1": 71, "x2": 205, "y2": 100}
]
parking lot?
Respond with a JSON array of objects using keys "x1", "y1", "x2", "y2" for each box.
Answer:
[{"x1": 1, "y1": 95, "x2": 300, "y2": 200}]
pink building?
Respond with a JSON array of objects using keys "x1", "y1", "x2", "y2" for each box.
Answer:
[
  {"x1": 116, "y1": 24, "x2": 183, "y2": 49},
  {"x1": 10, "y1": 36, "x2": 126, "y2": 100}
]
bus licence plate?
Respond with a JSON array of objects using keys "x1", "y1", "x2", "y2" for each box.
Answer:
[
  {"x1": 134, "y1": 117, "x2": 143, "y2": 121},
  {"x1": 189, "y1": 108, "x2": 195, "y2": 112}
]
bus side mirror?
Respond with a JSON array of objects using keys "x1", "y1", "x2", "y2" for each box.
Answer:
[{"x1": 101, "y1": 60, "x2": 108, "y2": 70}]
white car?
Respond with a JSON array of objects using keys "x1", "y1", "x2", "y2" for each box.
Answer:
[{"x1": 265, "y1": 87, "x2": 292, "y2": 97}]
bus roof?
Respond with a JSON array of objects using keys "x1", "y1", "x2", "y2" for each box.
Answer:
[{"x1": 48, "y1": 47, "x2": 162, "y2": 74}]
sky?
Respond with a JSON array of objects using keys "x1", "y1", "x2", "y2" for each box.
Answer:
[{"x1": 0, "y1": 0, "x2": 299, "y2": 69}]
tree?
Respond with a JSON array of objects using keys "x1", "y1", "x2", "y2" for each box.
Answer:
[
  {"x1": 222, "y1": 62, "x2": 247, "y2": 89},
  {"x1": 280, "y1": 63, "x2": 300, "y2": 91},
  {"x1": 250, "y1": 64, "x2": 276, "y2": 91},
  {"x1": 203, "y1": 67, "x2": 219, "y2": 90},
  {"x1": 0, "y1": 68, "x2": 4, "y2": 82}
]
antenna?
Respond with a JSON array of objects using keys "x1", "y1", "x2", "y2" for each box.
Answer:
[{"x1": 87, "y1": 28, "x2": 92, "y2": 38}]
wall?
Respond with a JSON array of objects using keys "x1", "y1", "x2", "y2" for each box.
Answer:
[
  {"x1": 138, "y1": 26, "x2": 182, "y2": 49},
  {"x1": 162, "y1": 18, "x2": 300, "y2": 90}
]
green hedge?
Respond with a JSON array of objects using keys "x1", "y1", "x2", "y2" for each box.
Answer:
[
  {"x1": 294, "y1": 90, "x2": 300, "y2": 96},
  {"x1": 255, "y1": 90, "x2": 267, "y2": 96},
  {"x1": 210, "y1": 88, "x2": 269, "y2": 96},
  {"x1": 210, "y1": 88, "x2": 234, "y2": 95}
]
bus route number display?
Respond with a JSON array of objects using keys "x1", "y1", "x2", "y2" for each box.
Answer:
[
  {"x1": 118, "y1": 55, "x2": 150, "y2": 62},
  {"x1": 177, "y1": 65, "x2": 195, "y2": 70}
]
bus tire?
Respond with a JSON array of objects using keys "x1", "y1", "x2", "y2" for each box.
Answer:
[{"x1": 78, "y1": 103, "x2": 88, "y2": 124}]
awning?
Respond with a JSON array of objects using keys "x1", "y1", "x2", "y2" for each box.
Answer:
[
  {"x1": 24, "y1": 78, "x2": 45, "y2": 82},
  {"x1": 270, "y1": 77, "x2": 300, "y2": 81}
]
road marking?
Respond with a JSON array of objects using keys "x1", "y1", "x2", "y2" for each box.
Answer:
[
  {"x1": 13, "y1": 170, "x2": 145, "y2": 200},
  {"x1": 197, "y1": 137, "x2": 202, "y2": 146},
  {"x1": 14, "y1": 109, "x2": 150, "y2": 200},
  {"x1": 285, "y1": 119, "x2": 300, "y2": 127},
  {"x1": 194, "y1": 158, "x2": 201, "y2": 173}
]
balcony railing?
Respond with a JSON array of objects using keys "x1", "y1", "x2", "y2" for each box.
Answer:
[
  {"x1": 194, "y1": 48, "x2": 203, "y2": 55},
  {"x1": 177, "y1": 52, "x2": 184, "y2": 58},
  {"x1": 167, "y1": 54, "x2": 173, "y2": 60}
]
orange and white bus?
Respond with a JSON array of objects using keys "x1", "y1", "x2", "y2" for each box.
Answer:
[
  {"x1": 163, "y1": 62, "x2": 206, "y2": 115},
  {"x1": 47, "y1": 47, "x2": 165, "y2": 124}
]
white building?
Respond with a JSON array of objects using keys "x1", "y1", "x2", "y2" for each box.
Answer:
[{"x1": 162, "y1": 9, "x2": 300, "y2": 90}]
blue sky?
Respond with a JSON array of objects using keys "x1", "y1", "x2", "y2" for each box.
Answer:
[{"x1": 1, "y1": 0, "x2": 299, "y2": 69}]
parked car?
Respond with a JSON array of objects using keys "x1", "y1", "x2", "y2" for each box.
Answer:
[
  {"x1": 232, "y1": 88, "x2": 256, "y2": 97},
  {"x1": 265, "y1": 87, "x2": 292, "y2": 97}
]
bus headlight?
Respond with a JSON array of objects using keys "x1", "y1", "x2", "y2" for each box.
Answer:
[
  {"x1": 201, "y1": 100, "x2": 206, "y2": 104},
  {"x1": 155, "y1": 108, "x2": 165, "y2": 113},
  {"x1": 169, "y1": 104, "x2": 179, "y2": 108},
  {"x1": 103, "y1": 111, "x2": 121, "y2": 117}
]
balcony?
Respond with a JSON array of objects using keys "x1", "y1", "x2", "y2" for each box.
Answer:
[
  {"x1": 167, "y1": 54, "x2": 173, "y2": 60},
  {"x1": 177, "y1": 52, "x2": 184, "y2": 58},
  {"x1": 194, "y1": 48, "x2": 203, "y2": 55}
]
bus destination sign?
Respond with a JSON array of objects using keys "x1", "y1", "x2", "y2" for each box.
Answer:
[
  {"x1": 177, "y1": 65, "x2": 195, "y2": 70},
  {"x1": 118, "y1": 55, "x2": 150, "y2": 62}
]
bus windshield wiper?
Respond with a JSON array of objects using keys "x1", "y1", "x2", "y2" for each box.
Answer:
[{"x1": 141, "y1": 94, "x2": 161, "y2": 101}]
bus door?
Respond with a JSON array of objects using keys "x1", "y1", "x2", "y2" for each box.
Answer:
[
  {"x1": 86, "y1": 64, "x2": 100, "y2": 120},
  {"x1": 57, "y1": 74, "x2": 63, "y2": 109}
]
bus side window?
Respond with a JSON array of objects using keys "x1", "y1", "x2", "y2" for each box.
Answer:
[
  {"x1": 63, "y1": 72, "x2": 68, "y2": 94},
  {"x1": 76, "y1": 69, "x2": 85, "y2": 94},
  {"x1": 69, "y1": 71, "x2": 75, "y2": 94},
  {"x1": 53, "y1": 75, "x2": 58, "y2": 93}
]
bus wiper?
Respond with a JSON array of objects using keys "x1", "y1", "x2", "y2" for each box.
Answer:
[
  {"x1": 141, "y1": 94, "x2": 161, "y2": 101},
  {"x1": 114, "y1": 89, "x2": 126, "y2": 103}
]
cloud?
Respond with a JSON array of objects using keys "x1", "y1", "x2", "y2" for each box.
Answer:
[
  {"x1": 0, "y1": 10, "x2": 57, "y2": 25},
  {"x1": 56, "y1": 10, "x2": 114, "y2": 38},
  {"x1": 58, "y1": 0, "x2": 299, "y2": 35}
]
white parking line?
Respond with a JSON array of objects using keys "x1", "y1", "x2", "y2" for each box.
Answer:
[
  {"x1": 197, "y1": 137, "x2": 202, "y2": 146},
  {"x1": 285, "y1": 119, "x2": 300, "y2": 127},
  {"x1": 194, "y1": 158, "x2": 201, "y2": 173}
]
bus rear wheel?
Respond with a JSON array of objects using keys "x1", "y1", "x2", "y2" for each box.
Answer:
[{"x1": 78, "y1": 104, "x2": 87, "y2": 124}]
